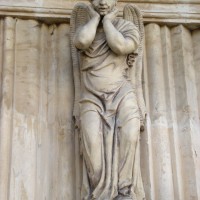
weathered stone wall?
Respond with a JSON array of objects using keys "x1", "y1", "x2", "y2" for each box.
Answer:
[
  {"x1": 142, "y1": 24, "x2": 200, "y2": 200},
  {"x1": 0, "y1": 1, "x2": 199, "y2": 200},
  {"x1": 0, "y1": 18, "x2": 75, "y2": 200}
]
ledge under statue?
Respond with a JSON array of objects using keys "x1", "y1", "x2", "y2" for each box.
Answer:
[{"x1": 70, "y1": 0, "x2": 146, "y2": 199}]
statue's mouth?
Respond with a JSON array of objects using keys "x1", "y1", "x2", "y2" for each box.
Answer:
[{"x1": 98, "y1": 7, "x2": 109, "y2": 13}]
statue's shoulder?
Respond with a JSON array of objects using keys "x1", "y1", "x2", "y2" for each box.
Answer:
[
  {"x1": 114, "y1": 17, "x2": 133, "y2": 25},
  {"x1": 113, "y1": 18, "x2": 136, "y2": 32}
]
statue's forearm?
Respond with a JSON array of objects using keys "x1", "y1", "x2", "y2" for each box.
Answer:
[
  {"x1": 74, "y1": 17, "x2": 100, "y2": 50},
  {"x1": 103, "y1": 20, "x2": 137, "y2": 55}
]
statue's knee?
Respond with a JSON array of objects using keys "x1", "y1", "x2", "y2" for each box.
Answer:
[
  {"x1": 122, "y1": 120, "x2": 140, "y2": 144},
  {"x1": 127, "y1": 131, "x2": 138, "y2": 144},
  {"x1": 81, "y1": 112, "x2": 100, "y2": 135}
]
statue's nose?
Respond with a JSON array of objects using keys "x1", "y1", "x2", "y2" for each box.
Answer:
[{"x1": 99, "y1": 0, "x2": 106, "y2": 6}]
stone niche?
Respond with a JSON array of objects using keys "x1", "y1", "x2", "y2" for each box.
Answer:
[{"x1": 0, "y1": 0, "x2": 200, "y2": 200}]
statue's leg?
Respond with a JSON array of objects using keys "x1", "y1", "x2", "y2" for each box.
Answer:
[
  {"x1": 80, "y1": 104, "x2": 103, "y2": 188},
  {"x1": 117, "y1": 92, "x2": 140, "y2": 196}
]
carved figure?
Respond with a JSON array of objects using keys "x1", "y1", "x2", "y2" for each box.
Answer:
[{"x1": 70, "y1": 0, "x2": 146, "y2": 199}]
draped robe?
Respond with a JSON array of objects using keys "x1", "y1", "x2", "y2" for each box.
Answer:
[{"x1": 79, "y1": 18, "x2": 145, "y2": 200}]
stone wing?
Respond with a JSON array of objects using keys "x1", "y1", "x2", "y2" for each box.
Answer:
[
  {"x1": 123, "y1": 4, "x2": 146, "y2": 130},
  {"x1": 70, "y1": 3, "x2": 90, "y2": 122}
]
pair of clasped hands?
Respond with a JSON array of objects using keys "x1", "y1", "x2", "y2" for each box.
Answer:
[{"x1": 87, "y1": 4, "x2": 119, "y2": 24}]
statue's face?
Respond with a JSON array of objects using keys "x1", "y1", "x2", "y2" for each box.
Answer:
[{"x1": 91, "y1": 0, "x2": 117, "y2": 16}]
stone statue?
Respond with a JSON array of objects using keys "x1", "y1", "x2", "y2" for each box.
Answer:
[{"x1": 70, "y1": 0, "x2": 146, "y2": 199}]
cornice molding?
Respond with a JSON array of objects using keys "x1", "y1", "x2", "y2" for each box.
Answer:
[
  {"x1": 118, "y1": 0, "x2": 200, "y2": 4},
  {"x1": 0, "y1": 2, "x2": 200, "y2": 28}
]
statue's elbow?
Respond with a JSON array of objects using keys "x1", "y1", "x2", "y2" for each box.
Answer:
[
  {"x1": 112, "y1": 45, "x2": 131, "y2": 55},
  {"x1": 110, "y1": 40, "x2": 137, "y2": 55},
  {"x1": 110, "y1": 43, "x2": 125, "y2": 55},
  {"x1": 114, "y1": 48, "x2": 124, "y2": 55},
  {"x1": 121, "y1": 41, "x2": 139, "y2": 55},
  {"x1": 74, "y1": 38, "x2": 90, "y2": 50}
]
